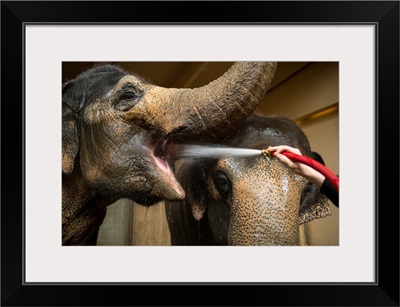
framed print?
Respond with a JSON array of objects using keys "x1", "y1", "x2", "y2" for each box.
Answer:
[{"x1": 2, "y1": 1, "x2": 399, "y2": 306}]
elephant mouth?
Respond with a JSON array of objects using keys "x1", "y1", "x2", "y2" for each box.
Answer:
[
  {"x1": 153, "y1": 139, "x2": 170, "y2": 168},
  {"x1": 153, "y1": 126, "x2": 187, "y2": 164},
  {"x1": 150, "y1": 127, "x2": 187, "y2": 201}
]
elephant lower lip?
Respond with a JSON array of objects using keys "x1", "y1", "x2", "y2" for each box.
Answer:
[{"x1": 151, "y1": 154, "x2": 185, "y2": 201}]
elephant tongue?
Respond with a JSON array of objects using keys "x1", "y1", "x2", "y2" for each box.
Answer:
[
  {"x1": 155, "y1": 155, "x2": 169, "y2": 170},
  {"x1": 152, "y1": 135, "x2": 186, "y2": 200}
]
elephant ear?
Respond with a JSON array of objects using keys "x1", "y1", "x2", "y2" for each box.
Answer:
[
  {"x1": 62, "y1": 81, "x2": 79, "y2": 174},
  {"x1": 299, "y1": 183, "x2": 331, "y2": 224},
  {"x1": 298, "y1": 151, "x2": 332, "y2": 224}
]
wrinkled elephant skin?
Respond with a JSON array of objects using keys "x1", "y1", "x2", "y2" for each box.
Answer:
[
  {"x1": 62, "y1": 62, "x2": 277, "y2": 245},
  {"x1": 165, "y1": 113, "x2": 331, "y2": 246}
]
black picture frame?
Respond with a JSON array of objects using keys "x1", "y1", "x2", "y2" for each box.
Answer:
[{"x1": 2, "y1": 1, "x2": 399, "y2": 306}]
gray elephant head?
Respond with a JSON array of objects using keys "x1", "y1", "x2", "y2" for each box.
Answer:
[
  {"x1": 62, "y1": 62, "x2": 277, "y2": 245},
  {"x1": 165, "y1": 113, "x2": 331, "y2": 246}
]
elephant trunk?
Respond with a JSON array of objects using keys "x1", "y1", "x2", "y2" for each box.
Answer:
[
  {"x1": 228, "y1": 213, "x2": 300, "y2": 246},
  {"x1": 170, "y1": 62, "x2": 278, "y2": 142},
  {"x1": 228, "y1": 161, "x2": 303, "y2": 246},
  {"x1": 125, "y1": 62, "x2": 277, "y2": 142}
]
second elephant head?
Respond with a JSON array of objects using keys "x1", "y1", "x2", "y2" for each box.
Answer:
[{"x1": 165, "y1": 113, "x2": 331, "y2": 246}]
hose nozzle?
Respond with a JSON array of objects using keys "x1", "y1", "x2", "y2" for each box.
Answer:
[{"x1": 261, "y1": 148, "x2": 273, "y2": 159}]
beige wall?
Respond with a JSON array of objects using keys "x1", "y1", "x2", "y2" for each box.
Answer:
[
  {"x1": 258, "y1": 62, "x2": 339, "y2": 118},
  {"x1": 300, "y1": 111, "x2": 339, "y2": 245}
]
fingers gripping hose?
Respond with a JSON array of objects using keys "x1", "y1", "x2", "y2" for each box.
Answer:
[{"x1": 262, "y1": 149, "x2": 339, "y2": 192}]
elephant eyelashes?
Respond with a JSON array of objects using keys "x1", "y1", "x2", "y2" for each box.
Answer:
[
  {"x1": 113, "y1": 87, "x2": 143, "y2": 111},
  {"x1": 122, "y1": 92, "x2": 137, "y2": 100},
  {"x1": 213, "y1": 172, "x2": 232, "y2": 199}
]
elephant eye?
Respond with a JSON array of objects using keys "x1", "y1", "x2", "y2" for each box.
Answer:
[
  {"x1": 114, "y1": 87, "x2": 142, "y2": 111},
  {"x1": 213, "y1": 171, "x2": 231, "y2": 199},
  {"x1": 122, "y1": 92, "x2": 137, "y2": 100}
]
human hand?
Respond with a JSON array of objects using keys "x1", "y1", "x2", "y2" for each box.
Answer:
[
  {"x1": 267, "y1": 145, "x2": 302, "y2": 156},
  {"x1": 267, "y1": 145, "x2": 325, "y2": 187},
  {"x1": 267, "y1": 145, "x2": 304, "y2": 174}
]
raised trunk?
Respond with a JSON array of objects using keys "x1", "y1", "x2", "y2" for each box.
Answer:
[{"x1": 126, "y1": 62, "x2": 277, "y2": 142}]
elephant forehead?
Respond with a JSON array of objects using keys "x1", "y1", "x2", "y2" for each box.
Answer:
[
  {"x1": 113, "y1": 75, "x2": 144, "y2": 93},
  {"x1": 220, "y1": 157, "x2": 306, "y2": 205},
  {"x1": 239, "y1": 159, "x2": 303, "y2": 194},
  {"x1": 219, "y1": 156, "x2": 302, "y2": 182}
]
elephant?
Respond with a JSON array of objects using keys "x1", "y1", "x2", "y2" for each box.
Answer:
[
  {"x1": 165, "y1": 112, "x2": 331, "y2": 246},
  {"x1": 62, "y1": 62, "x2": 277, "y2": 245}
]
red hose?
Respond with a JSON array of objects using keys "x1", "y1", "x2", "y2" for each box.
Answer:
[{"x1": 279, "y1": 152, "x2": 339, "y2": 191}]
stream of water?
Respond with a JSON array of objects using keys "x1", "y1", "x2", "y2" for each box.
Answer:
[{"x1": 167, "y1": 144, "x2": 262, "y2": 160}]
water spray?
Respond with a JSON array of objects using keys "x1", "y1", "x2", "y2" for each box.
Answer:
[
  {"x1": 166, "y1": 144, "x2": 338, "y2": 192},
  {"x1": 166, "y1": 144, "x2": 261, "y2": 160}
]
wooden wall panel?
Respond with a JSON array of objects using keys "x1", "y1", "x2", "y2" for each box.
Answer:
[
  {"x1": 97, "y1": 199, "x2": 133, "y2": 246},
  {"x1": 132, "y1": 201, "x2": 171, "y2": 246}
]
